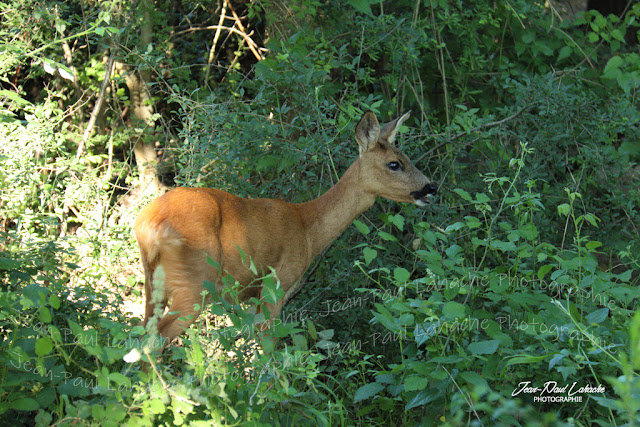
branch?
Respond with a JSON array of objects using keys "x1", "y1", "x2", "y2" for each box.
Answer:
[
  {"x1": 76, "y1": 52, "x2": 115, "y2": 159},
  {"x1": 171, "y1": 24, "x2": 263, "y2": 61},
  {"x1": 226, "y1": 0, "x2": 264, "y2": 61},
  {"x1": 416, "y1": 104, "x2": 532, "y2": 163},
  {"x1": 204, "y1": 0, "x2": 229, "y2": 85}
]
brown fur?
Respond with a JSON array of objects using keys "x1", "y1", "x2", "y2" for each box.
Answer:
[{"x1": 134, "y1": 111, "x2": 434, "y2": 343}]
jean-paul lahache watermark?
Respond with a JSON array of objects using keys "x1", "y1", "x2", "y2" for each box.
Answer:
[{"x1": 512, "y1": 380, "x2": 606, "y2": 403}]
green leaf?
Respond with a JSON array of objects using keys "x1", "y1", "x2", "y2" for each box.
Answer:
[
  {"x1": 521, "y1": 29, "x2": 535, "y2": 44},
  {"x1": 611, "y1": 29, "x2": 625, "y2": 41},
  {"x1": 389, "y1": 214, "x2": 404, "y2": 231},
  {"x1": 67, "y1": 319, "x2": 83, "y2": 338},
  {"x1": 537, "y1": 264, "x2": 553, "y2": 280},
  {"x1": 49, "y1": 294, "x2": 60, "y2": 309},
  {"x1": 619, "y1": 141, "x2": 640, "y2": 157},
  {"x1": 504, "y1": 354, "x2": 549, "y2": 367},
  {"x1": 630, "y1": 311, "x2": 640, "y2": 369},
  {"x1": 536, "y1": 43, "x2": 554, "y2": 56},
  {"x1": 248, "y1": 258, "x2": 258, "y2": 276},
  {"x1": 475, "y1": 192, "x2": 491, "y2": 203},
  {"x1": 378, "y1": 231, "x2": 397, "y2": 242},
  {"x1": 92, "y1": 405, "x2": 106, "y2": 421},
  {"x1": 445, "y1": 244, "x2": 461, "y2": 259},
  {"x1": 557, "y1": 365, "x2": 577, "y2": 381},
  {"x1": 586, "y1": 308, "x2": 609, "y2": 324},
  {"x1": 557, "y1": 203, "x2": 571, "y2": 216},
  {"x1": 490, "y1": 240, "x2": 517, "y2": 252},
  {"x1": 262, "y1": 336, "x2": 275, "y2": 354},
  {"x1": 453, "y1": 188, "x2": 472, "y2": 202},
  {"x1": 464, "y1": 216, "x2": 482, "y2": 229},
  {"x1": 354, "y1": 382, "x2": 384, "y2": 402},
  {"x1": 592, "y1": 396, "x2": 622, "y2": 410},
  {"x1": 38, "y1": 307, "x2": 52, "y2": 323},
  {"x1": 603, "y1": 56, "x2": 623, "y2": 77},
  {"x1": 406, "y1": 389, "x2": 440, "y2": 409},
  {"x1": 108, "y1": 372, "x2": 132, "y2": 389},
  {"x1": 393, "y1": 267, "x2": 410, "y2": 284},
  {"x1": 373, "y1": 304, "x2": 401, "y2": 332},
  {"x1": 363, "y1": 247, "x2": 377, "y2": 265},
  {"x1": 404, "y1": 375, "x2": 428, "y2": 392},
  {"x1": 206, "y1": 256, "x2": 221, "y2": 270},
  {"x1": 558, "y1": 46, "x2": 572, "y2": 62},
  {"x1": 263, "y1": 280, "x2": 284, "y2": 304},
  {"x1": 57, "y1": 64, "x2": 74, "y2": 81},
  {"x1": 471, "y1": 237, "x2": 487, "y2": 247},
  {"x1": 585, "y1": 241, "x2": 602, "y2": 250},
  {"x1": 292, "y1": 334, "x2": 307, "y2": 350},
  {"x1": 459, "y1": 371, "x2": 489, "y2": 390},
  {"x1": 519, "y1": 223, "x2": 539, "y2": 241},
  {"x1": 36, "y1": 337, "x2": 54, "y2": 356},
  {"x1": 11, "y1": 398, "x2": 40, "y2": 411},
  {"x1": 353, "y1": 219, "x2": 370, "y2": 235},
  {"x1": 0, "y1": 90, "x2": 33, "y2": 106},
  {"x1": 445, "y1": 222, "x2": 465, "y2": 233},
  {"x1": 548, "y1": 352, "x2": 566, "y2": 370},
  {"x1": 235, "y1": 244, "x2": 246, "y2": 264},
  {"x1": 306, "y1": 319, "x2": 318, "y2": 341},
  {"x1": 442, "y1": 301, "x2": 465, "y2": 319},
  {"x1": 147, "y1": 398, "x2": 166, "y2": 414},
  {"x1": 582, "y1": 213, "x2": 599, "y2": 227},
  {"x1": 467, "y1": 339, "x2": 499, "y2": 355},
  {"x1": 318, "y1": 329, "x2": 334, "y2": 340}
]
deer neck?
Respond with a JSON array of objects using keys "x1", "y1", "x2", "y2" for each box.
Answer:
[{"x1": 298, "y1": 159, "x2": 376, "y2": 259}]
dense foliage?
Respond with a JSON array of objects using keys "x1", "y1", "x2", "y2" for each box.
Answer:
[{"x1": 1, "y1": 0, "x2": 639, "y2": 425}]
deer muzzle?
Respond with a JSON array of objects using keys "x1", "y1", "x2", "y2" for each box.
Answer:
[{"x1": 411, "y1": 182, "x2": 438, "y2": 206}]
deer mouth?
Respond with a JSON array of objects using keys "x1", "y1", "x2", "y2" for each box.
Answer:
[{"x1": 411, "y1": 183, "x2": 438, "y2": 206}]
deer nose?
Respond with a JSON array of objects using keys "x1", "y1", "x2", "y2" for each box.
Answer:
[
  {"x1": 410, "y1": 182, "x2": 438, "y2": 205},
  {"x1": 426, "y1": 182, "x2": 438, "y2": 194}
]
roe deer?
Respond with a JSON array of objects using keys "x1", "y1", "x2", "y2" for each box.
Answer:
[{"x1": 134, "y1": 111, "x2": 437, "y2": 344}]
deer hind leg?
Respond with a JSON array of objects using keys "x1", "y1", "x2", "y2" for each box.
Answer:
[
  {"x1": 153, "y1": 237, "x2": 218, "y2": 344},
  {"x1": 156, "y1": 286, "x2": 203, "y2": 343},
  {"x1": 260, "y1": 300, "x2": 285, "y2": 323},
  {"x1": 142, "y1": 257, "x2": 166, "y2": 327},
  {"x1": 136, "y1": 242, "x2": 167, "y2": 329},
  {"x1": 256, "y1": 277, "x2": 296, "y2": 333},
  {"x1": 137, "y1": 220, "x2": 169, "y2": 328}
]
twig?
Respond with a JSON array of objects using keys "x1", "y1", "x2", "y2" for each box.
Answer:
[
  {"x1": 551, "y1": 25, "x2": 594, "y2": 68},
  {"x1": 204, "y1": 0, "x2": 228, "y2": 86},
  {"x1": 452, "y1": 104, "x2": 531, "y2": 139},
  {"x1": 416, "y1": 104, "x2": 531, "y2": 163},
  {"x1": 226, "y1": 0, "x2": 264, "y2": 61},
  {"x1": 505, "y1": 0, "x2": 526, "y2": 29},
  {"x1": 173, "y1": 25, "x2": 260, "y2": 48},
  {"x1": 143, "y1": 347, "x2": 201, "y2": 406},
  {"x1": 77, "y1": 52, "x2": 115, "y2": 159},
  {"x1": 441, "y1": 366, "x2": 485, "y2": 426},
  {"x1": 61, "y1": 41, "x2": 81, "y2": 95}
]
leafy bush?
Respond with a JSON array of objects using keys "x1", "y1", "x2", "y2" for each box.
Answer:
[
  {"x1": 350, "y1": 144, "x2": 639, "y2": 424},
  {"x1": 1, "y1": 0, "x2": 638, "y2": 425}
]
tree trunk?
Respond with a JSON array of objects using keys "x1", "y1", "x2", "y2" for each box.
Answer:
[{"x1": 126, "y1": 0, "x2": 161, "y2": 195}]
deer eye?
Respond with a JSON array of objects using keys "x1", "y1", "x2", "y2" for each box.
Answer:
[{"x1": 387, "y1": 161, "x2": 403, "y2": 171}]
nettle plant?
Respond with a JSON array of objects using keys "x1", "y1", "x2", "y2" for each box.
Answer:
[{"x1": 349, "y1": 143, "x2": 636, "y2": 423}]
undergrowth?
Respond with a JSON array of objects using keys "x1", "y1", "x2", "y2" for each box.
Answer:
[{"x1": 1, "y1": 0, "x2": 639, "y2": 425}]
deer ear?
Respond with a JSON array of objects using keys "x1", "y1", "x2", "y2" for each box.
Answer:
[
  {"x1": 355, "y1": 111, "x2": 381, "y2": 154},
  {"x1": 380, "y1": 111, "x2": 411, "y2": 145}
]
